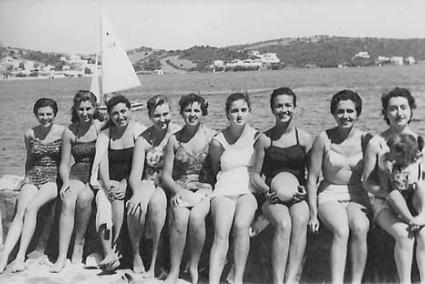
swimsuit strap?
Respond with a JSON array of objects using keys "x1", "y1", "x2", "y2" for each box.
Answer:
[{"x1": 295, "y1": 128, "x2": 300, "y2": 145}]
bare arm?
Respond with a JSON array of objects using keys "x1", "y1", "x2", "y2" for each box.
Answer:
[
  {"x1": 59, "y1": 128, "x2": 73, "y2": 186},
  {"x1": 306, "y1": 132, "x2": 325, "y2": 232},
  {"x1": 23, "y1": 129, "x2": 33, "y2": 178},
  {"x1": 208, "y1": 138, "x2": 224, "y2": 185},
  {"x1": 161, "y1": 135, "x2": 184, "y2": 195},
  {"x1": 361, "y1": 138, "x2": 387, "y2": 198},
  {"x1": 251, "y1": 134, "x2": 269, "y2": 193},
  {"x1": 128, "y1": 136, "x2": 146, "y2": 194}
]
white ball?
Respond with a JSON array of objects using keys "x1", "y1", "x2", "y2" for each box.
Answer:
[{"x1": 270, "y1": 172, "x2": 300, "y2": 202}]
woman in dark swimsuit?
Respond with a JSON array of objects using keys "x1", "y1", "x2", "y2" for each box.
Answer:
[
  {"x1": 52, "y1": 90, "x2": 104, "y2": 272},
  {"x1": 252, "y1": 87, "x2": 312, "y2": 284},
  {"x1": 90, "y1": 95, "x2": 146, "y2": 271},
  {"x1": 162, "y1": 93, "x2": 215, "y2": 284},
  {"x1": 0, "y1": 98, "x2": 65, "y2": 274}
]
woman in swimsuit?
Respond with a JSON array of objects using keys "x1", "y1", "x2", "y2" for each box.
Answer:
[
  {"x1": 127, "y1": 95, "x2": 179, "y2": 276},
  {"x1": 90, "y1": 94, "x2": 146, "y2": 271},
  {"x1": 162, "y1": 93, "x2": 215, "y2": 284},
  {"x1": 51, "y1": 90, "x2": 103, "y2": 272},
  {"x1": 308, "y1": 90, "x2": 370, "y2": 284},
  {"x1": 209, "y1": 92, "x2": 259, "y2": 284},
  {"x1": 362, "y1": 87, "x2": 425, "y2": 283},
  {"x1": 0, "y1": 98, "x2": 65, "y2": 273},
  {"x1": 251, "y1": 87, "x2": 312, "y2": 284}
]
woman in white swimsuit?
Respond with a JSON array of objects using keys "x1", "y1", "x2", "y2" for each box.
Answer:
[
  {"x1": 308, "y1": 90, "x2": 371, "y2": 284},
  {"x1": 209, "y1": 92, "x2": 259, "y2": 284}
]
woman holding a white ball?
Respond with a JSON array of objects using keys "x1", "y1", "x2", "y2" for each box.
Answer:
[
  {"x1": 251, "y1": 87, "x2": 312, "y2": 284},
  {"x1": 307, "y1": 90, "x2": 371, "y2": 284}
]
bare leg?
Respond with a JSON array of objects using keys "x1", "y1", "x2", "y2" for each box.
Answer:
[
  {"x1": 346, "y1": 202, "x2": 370, "y2": 284},
  {"x1": 387, "y1": 190, "x2": 415, "y2": 224},
  {"x1": 51, "y1": 180, "x2": 83, "y2": 273},
  {"x1": 209, "y1": 196, "x2": 236, "y2": 284},
  {"x1": 164, "y1": 205, "x2": 190, "y2": 284},
  {"x1": 188, "y1": 198, "x2": 210, "y2": 284},
  {"x1": 318, "y1": 201, "x2": 350, "y2": 284},
  {"x1": 376, "y1": 209, "x2": 414, "y2": 284},
  {"x1": 416, "y1": 229, "x2": 425, "y2": 281},
  {"x1": 111, "y1": 199, "x2": 124, "y2": 243},
  {"x1": 146, "y1": 187, "x2": 167, "y2": 278},
  {"x1": 412, "y1": 181, "x2": 425, "y2": 225},
  {"x1": 262, "y1": 202, "x2": 291, "y2": 284},
  {"x1": 72, "y1": 184, "x2": 94, "y2": 264},
  {"x1": 286, "y1": 201, "x2": 309, "y2": 283},
  {"x1": 0, "y1": 184, "x2": 38, "y2": 273},
  {"x1": 232, "y1": 193, "x2": 257, "y2": 284},
  {"x1": 12, "y1": 182, "x2": 57, "y2": 273},
  {"x1": 127, "y1": 203, "x2": 147, "y2": 274}
]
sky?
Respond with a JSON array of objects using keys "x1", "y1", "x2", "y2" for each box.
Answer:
[{"x1": 1, "y1": 0, "x2": 425, "y2": 54}]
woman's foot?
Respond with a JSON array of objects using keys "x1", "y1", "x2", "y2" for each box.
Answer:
[
  {"x1": 132, "y1": 254, "x2": 146, "y2": 274},
  {"x1": 189, "y1": 264, "x2": 199, "y2": 284},
  {"x1": 71, "y1": 243, "x2": 84, "y2": 264},
  {"x1": 50, "y1": 258, "x2": 66, "y2": 273},
  {"x1": 99, "y1": 253, "x2": 121, "y2": 272},
  {"x1": 10, "y1": 259, "x2": 26, "y2": 273},
  {"x1": 145, "y1": 268, "x2": 155, "y2": 279},
  {"x1": 0, "y1": 258, "x2": 8, "y2": 274},
  {"x1": 164, "y1": 271, "x2": 179, "y2": 284}
]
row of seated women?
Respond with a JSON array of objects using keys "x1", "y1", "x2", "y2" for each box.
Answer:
[{"x1": 0, "y1": 86, "x2": 424, "y2": 284}]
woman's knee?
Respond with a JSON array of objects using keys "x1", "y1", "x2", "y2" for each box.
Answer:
[
  {"x1": 62, "y1": 194, "x2": 77, "y2": 212},
  {"x1": 350, "y1": 218, "x2": 370, "y2": 239},
  {"x1": 189, "y1": 212, "x2": 207, "y2": 229},
  {"x1": 291, "y1": 210, "x2": 309, "y2": 228},
  {"x1": 171, "y1": 208, "x2": 189, "y2": 233},
  {"x1": 149, "y1": 188, "x2": 167, "y2": 212},
  {"x1": 76, "y1": 188, "x2": 94, "y2": 209},
  {"x1": 25, "y1": 202, "x2": 41, "y2": 215}
]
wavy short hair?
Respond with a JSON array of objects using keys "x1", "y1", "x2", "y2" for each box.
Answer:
[
  {"x1": 147, "y1": 95, "x2": 170, "y2": 118},
  {"x1": 71, "y1": 90, "x2": 100, "y2": 123},
  {"x1": 179, "y1": 93, "x2": 208, "y2": 116},
  {"x1": 33, "y1": 97, "x2": 58, "y2": 116},
  {"x1": 225, "y1": 92, "x2": 251, "y2": 115},
  {"x1": 330, "y1": 89, "x2": 362, "y2": 116},
  {"x1": 270, "y1": 87, "x2": 296, "y2": 109},
  {"x1": 381, "y1": 87, "x2": 416, "y2": 125}
]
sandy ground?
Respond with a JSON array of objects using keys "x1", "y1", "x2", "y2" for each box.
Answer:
[{"x1": 0, "y1": 249, "x2": 194, "y2": 284}]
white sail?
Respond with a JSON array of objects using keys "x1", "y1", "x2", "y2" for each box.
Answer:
[
  {"x1": 89, "y1": 54, "x2": 101, "y2": 103},
  {"x1": 101, "y1": 12, "x2": 141, "y2": 94}
]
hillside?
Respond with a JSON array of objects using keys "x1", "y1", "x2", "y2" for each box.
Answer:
[{"x1": 2, "y1": 36, "x2": 425, "y2": 74}]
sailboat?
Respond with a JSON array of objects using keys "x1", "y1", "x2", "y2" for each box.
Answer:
[{"x1": 90, "y1": 11, "x2": 143, "y2": 111}]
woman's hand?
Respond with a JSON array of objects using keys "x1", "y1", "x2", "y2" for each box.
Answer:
[
  {"x1": 308, "y1": 215, "x2": 320, "y2": 233},
  {"x1": 265, "y1": 190, "x2": 280, "y2": 204},
  {"x1": 108, "y1": 180, "x2": 126, "y2": 200},
  {"x1": 126, "y1": 195, "x2": 143, "y2": 216},
  {"x1": 172, "y1": 188, "x2": 200, "y2": 207},
  {"x1": 292, "y1": 185, "x2": 307, "y2": 202},
  {"x1": 60, "y1": 182, "x2": 71, "y2": 199}
]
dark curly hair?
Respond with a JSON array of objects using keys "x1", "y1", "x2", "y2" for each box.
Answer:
[
  {"x1": 381, "y1": 87, "x2": 416, "y2": 125},
  {"x1": 33, "y1": 97, "x2": 58, "y2": 116},
  {"x1": 71, "y1": 90, "x2": 100, "y2": 123},
  {"x1": 270, "y1": 87, "x2": 296, "y2": 109},
  {"x1": 225, "y1": 92, "x2": 251, "y2": 115},
  {"x1": 330, "y1": 89, "x2": 362, "y2": 116},
  {"x1": 179, "y1": 93, "x2": 208, "y2": 116}
]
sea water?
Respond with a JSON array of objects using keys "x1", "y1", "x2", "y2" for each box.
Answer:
[{"x1": 1, "y1": 64, "x2": 425, "y2": 176}]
